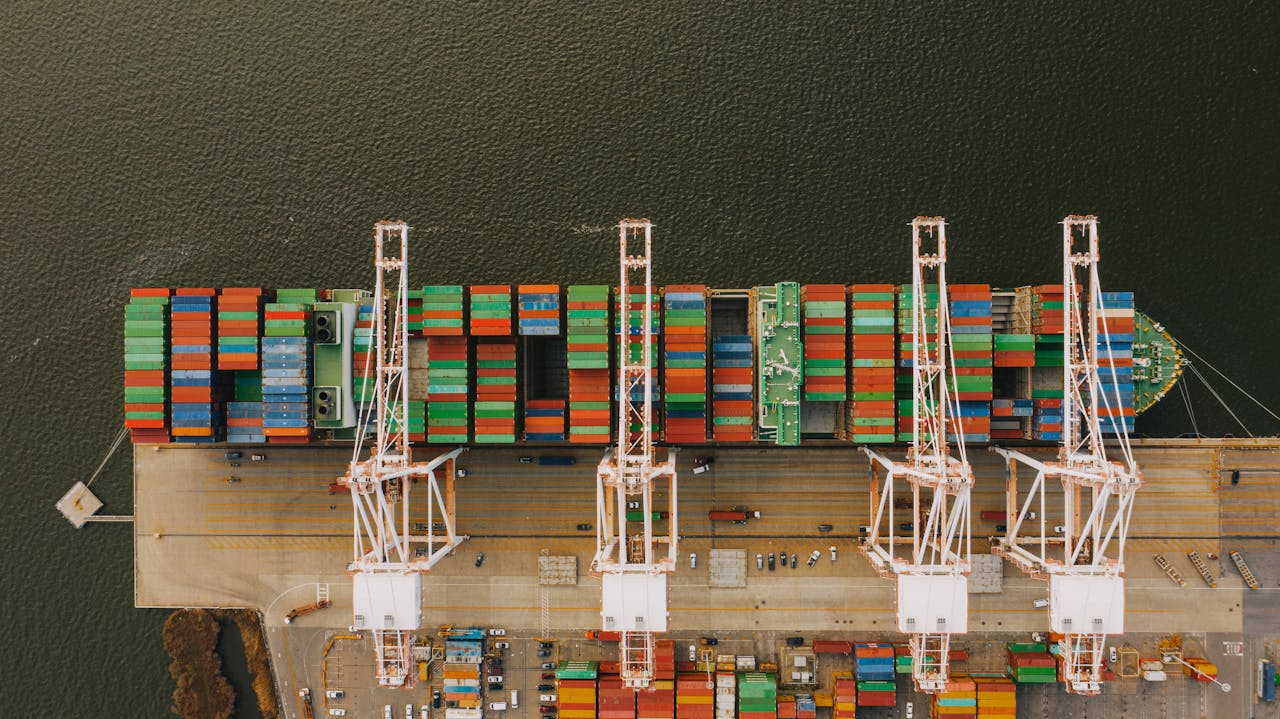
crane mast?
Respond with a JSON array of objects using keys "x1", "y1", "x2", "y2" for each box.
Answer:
[
  {"x1": 591, "y1": 218, "x2": 678, "y2": 689},
  {"x1": 990, "y1": 215, "x2": 1142, "y2": 696},
  {"x1": 338, "y1": 221, "x2": 467, "y2": 687},
  {"x1": 860, "y1": 217, "x2": 973, "y2": 694}
]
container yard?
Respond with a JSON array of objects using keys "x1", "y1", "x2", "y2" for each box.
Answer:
[{"x1": 97, "y1": 218, "x2": 1280, "y2": 719}]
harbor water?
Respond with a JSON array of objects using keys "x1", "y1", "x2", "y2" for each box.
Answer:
[{"x1": 1, "y1": 2, "x2": 1276, "y2": 715}]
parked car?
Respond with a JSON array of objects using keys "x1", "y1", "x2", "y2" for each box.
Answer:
[
  {"x1": 702, "y1": 637, "x2": 718, "y2": 646},
  {"x1": 577, "y1": 523, "x2": 593, "y2": 531},
  {"x1": 807, "y1": 550, "x2": 821, "y2": 567},
  {"x1": 406, "y1": 705, "x2": 414, "y2": 719},
  {"x1": 489, "y1": 703, "x2": 508, "y2": 712},
  {"x1": 627, "y1": 501, "x2": 641, "y2": 510},
  {"x1": 786, "y1": 637, "x2": 804, "y2": 647},
  {"x1": 251, "y1": 453, "x2": 266, "y2": 461},
  {"x1": 1054, "y1": 525, "x2": 1066, "y2": 534},
  {"x1": 539, "y1": 642, "x2": 554, "y2": 649},
  {"x1": 329, "y1": 710, "x2": 347, "y2": 717},
  {"x1": 537, "y1": 684, "x2": 555, "y2": 692},
  {"x1": 690, "y1": 552, "x2": 697, "y2": 569},
  {"x1": 456, "y1": 468, "x2": 468, "y2": 478},
  {"x1": 1033, "y1": 598, "x2": 1049, "y2": 608},
  {"x1": 537, "y1": 649, "x2": 551, "y2": 657},
  {"x1": 768, "y1": 553, "x2": 776, "y2": 571},
  {"x1": 790, "y1": 554, "x2": 797, "y2": 569},
  {"x1": 488, "y1": 675, "x2": 504, "y2": 684},
  {"x1": 519, "y1": 456, "x2": 534, "y2": 464},
  {"x1": 830, "y1": 545, "x2": 838, "y2": 561},
  {"x1": 224, "y1": 451, "x2": 242, "y2": 460},
  {"x1": 756, "y1": 553, "x2": 764, "y2": 570},
  {"x1": 489, "y1": 628, "x2": 506, "y2": 636},
  {"x1": 475, "y1": 552, "x2": 485, "y2": 567},
  {"x1": 542, "y1": 673, "x2": 556, "y2": 680},
  {"x1": 539, "y1": 707, "x2": 555, "y2": 715},
  {"x1": 432, "y1": 691, "x2": 442, "y2": 708},
  {"x1": 541, "y1": 662, "x2": 555, "y2": 670},
  {"x1": 384, "y1": 706, "x2": 393, "y2": 719},
  {"x1": 540, "y1": 694, "x2": 558, "y2": 703},
  {"x1": 421, "y1": 707, "x2": 430, "y2": 719},
  {"x1": 326, "y1": 689, "x2": 344, "y2": 699},
  {"x1": 779, "y1": 552, "x2": 787, "y2": 567},
  {"x1": 1109, "y1": 647, "x2": 1118, "y2": 664},
  {"x1": 689, "y1": 644, "x2": 697, "y2": 661},
  {"x1": 494, "y1": 641, "x2": 511, "y2": 649},
  {"x1": 818, "y1": 524, "x2": 833, "y2": 533}
]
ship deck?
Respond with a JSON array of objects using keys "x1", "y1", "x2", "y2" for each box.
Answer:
[{"x1": 132, "y1": 439, "x2": 1280, "y2": 718}]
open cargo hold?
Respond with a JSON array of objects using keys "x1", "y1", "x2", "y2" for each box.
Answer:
[
  {"x1": 471, "y1": 284, "x2": 513, "y2": 336},
  {"x1": 802, "y1": 284, "x2": 846, "y2": 402},
  {"x1": 568, "y1": 285, "x2": 611, "y2": 443},
  {"x1": 519, "y1": 284, "x2": 561, "y2": 336},
  {"x1": 125, "y1": 289, "x2": 171, "y2": 443},
  {"x1": 474, "y1": 338, "x2": 517, "y2": 443},
  {"x1": 170, "y1": 289, "x2": 217, "y2": 442},
  {"x1": 844, "y1": 284, "x2": 896, "y2": 443},
  {"x1": 663, "y1": 285, "x2": 708, "y2": 443},
  {"x1": 616, "y1": 286, "x2": 662, "y2": 441}
]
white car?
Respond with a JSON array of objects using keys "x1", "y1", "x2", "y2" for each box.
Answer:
[
  {"x1": 488, "y1": 675, "x2": 505, "y2": 684},
  {"x1": 829, "y1": 545, "x2": 837, "y2": 561},
  {"x1": 906, "y1": 701, "x2": 914, "y2": 719},
  {"x1": 421, "y1": 708, "x2": 430, "y2": 719},
  {"x1": 329, "y1": 711, "x2": 347, "y2": 718},
  {"x1": 489, "y1": 702, "x2": 508, "y2": 711},
  {"x1": 1109, "y1": 647, "x2": 1118, "y2": 664},
  {"x1": 407, "y1": 705, "x2": 415, "y2": 719},
  {"x1": 540, "y1": 694, "x2": 557, "y2": 702},
  {"x1": 489, "y1": 628, "x2": 506, "y2": 636},
  {"x1": 326, "y1": 690, "x2": 344, "y2": 699},
  {"x1": 689, "y1": 552, "x2": 697, "y2": 569},
  {"x1": 494, "y1": 641, "x2": 511, "y2": 649},
  {"x1": 807, "y1": 550, "x2": 821, "y2": 567},
  {"x1": 756, "y1": 553, "x2": 764, "y2": 570},
  {"x1": 1033, "y1": 598, "x2": 1049, "y2": 608},
  {"x1": 627, "y1": 501, "x2": 641, "y2": 509},
  {"x1": 384, "y1": 706, "x2": 393, "y2": 719},
  {"x1": 689, "y1": 644, "x2": 697, "y2": 661}
]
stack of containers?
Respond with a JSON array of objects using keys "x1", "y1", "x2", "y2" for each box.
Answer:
[
  {"x1": 801, "y1": 285, "x2": 847, "y2": 402},
  {"x1": 1182, "y1": 657, "x2": 1219, "y2": 682},
  {"x1": 992, "y1": 334, "x2": 1034, "y2": 367},
  {"x1": 1032, "y1": 285, "x2": 1066, "y2": 441},
  {"x1": 442, "y1": 632, "x2": 482, "y2": 709},
  {"x1": 386, "y1": 400, "x2": 426, "y2": 443},
  {"x1": 525, "y1": 399, "x2": 567, "y2": 441},
  {"x1": 170, "y1": 289, "x2": 217, "y2": 442},
  {"x1": 794, "y1": 695, "x2": 815, "y2": 719},
  {"x1": 474, "y1": 339, "x2": 517, "y2": 442},
  {"x1": 216, "y1": 288, "x2": 262, "y2": 370},
  {"x1": 567, "y1": 286, "x2": 612, "y2": 443},
  {"x1": 422, "y1": 285, "x2": 465, "y2": 335},
  {"x1": 776, "y1": 696, "x2": 796, "y2": 719},
  {"x1": 404, "y1": 289, "x2": 425, "y2": 336},
  {"x1": 973, "y1": 676, "x2": 1015, "y2": 718},
  {"x1": 930, "y1": 676, "x2": 976, "y2": 718},
  {"x1": 831, "y1": 672, "x2": 856, "y2": 719},
  {"x1": 846, "y1": 284, "x2": 897, "y2": 443},
  {"x1": 714, "y1": 671, "x2": 736, "y2": 719},
  {"x1": 854, "y1": 644, "x2": 895, "y2": 708},
  {"x1": 639, "y1": 679, "x2": 675, "y2": 719},
  {"x1": 262, "y1": 289, "x2": 315, "y2": 444},
  {"x1": 124, "y1": 289, "x2": 171, "y2": 443},
  {"x1": 616, "y1": 286, "x2": 662, "y2": 441},
  {"x1": 425, "y1": 336, "x2": 470, "y2": 443},
  {"x1": 1094, "y1": 291, "x2": 1135, "y2": 435},
  {"x1": 219, "y1": 288, "x2": 263, "y2": 444},
  {"x1": 518, "y1": 284, "x2": 561, "y2": 335},
  {"x1": 737, "y1": 673, "x2": 777, "y2": 719},
  {"x1": 948, "y1": 285, "x2": 993, "y2": 443},
  {"x1": 352, "y1": 299, "x2": 376, "y2": 438},
  {"x1": 897, "y1": 284, "x2": 939, "y2": 442},
  {"x1": 676, "y1": 673, "x2": 713, "y2": 719},
  {"x1": 599, "y1": 675, "x2": 637, "y2": 719},
  {"x1": 990, "y1": 399, "x2": 1032, "y2": 440},
  {"x1": 470, "y1": 284, "x2": 513, "y2": 335},
  {"x1": 226, "y1": 372, "x2": 264, "y2": 443},
  {"x1": 663, "y1": 286, "x2": 708, "y2": 443},
  {"x1": 655, "y1": 640, "x2": 676, "y2": 680},
  {"x1": 555, "y1": 661, "x2": 598, "y2": 719},
  {"x1": 1005, "y1": 643, "x2": 1056, "y2": 684},
  {"x1": 711, "y1": 335, "x2": 754, "y2": 441}
]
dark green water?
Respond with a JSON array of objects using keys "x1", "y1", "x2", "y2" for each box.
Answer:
[{"x1": 2, "y1": 2, "x2": 1277, "y2": 715}]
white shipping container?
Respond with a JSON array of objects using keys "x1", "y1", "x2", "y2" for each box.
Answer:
[
  {"x1": 1140, "y1": 660, "x2": 1164, "y2": 672},
  {"x1": 1143, "y1": 670, "x2": 1168, "y2": 682},
  {"x1": 446, "y1": 710, "x2": 483, "y2": 719}
]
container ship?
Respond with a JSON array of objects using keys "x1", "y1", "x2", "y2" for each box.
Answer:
[{"x1": 122, "y1": 282, "x2": 1181, "y2": 447}]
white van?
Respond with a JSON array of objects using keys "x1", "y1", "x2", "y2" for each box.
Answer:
[
  {"x1": 489, "y1": 702, "x2": 508, "y2": 711},
  {"x1": 540, "y1": 694, "x2": 557, "y2": 702},
  {"x1": 510, "y1": 690, "x2": 519, "y2": 708},
  {"x1": 1033, "y1": 598, "x2": 1049, "y2": 608}
]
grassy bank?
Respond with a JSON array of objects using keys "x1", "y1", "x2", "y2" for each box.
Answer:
[{"x1": 162, "y1": 609, "x2": 234, "y2": 719}]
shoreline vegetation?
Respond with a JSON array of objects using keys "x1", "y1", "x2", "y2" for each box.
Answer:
[{"x1": 162, "y1": 608, "x2": 280, "y2": 719}]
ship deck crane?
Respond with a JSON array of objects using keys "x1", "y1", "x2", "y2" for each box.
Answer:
[
  {"x1": 860, "y1": 217, "x2": 974, "y2": 694},
  {"x1": 991, "y1": 215, "x2": 1142, "y2": 696},
  {"x1": 337, "y1": 221, "x2": 467, "y2": 687},
  {"x1": 591, "y1": 218, "x2": 677, "y2": 689}
]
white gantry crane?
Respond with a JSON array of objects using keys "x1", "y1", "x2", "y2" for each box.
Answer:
[
  {"x1": 338, "y1": 221, "x2": 467, "y2": 687},
  {"x1": 860, "y1": 217, "x2": 974, "y2": 694},
  {"x1": 591, "y1": 218, "x2": 678, "y2": 689},
  {"x1": 990, "y1": 215, "x2": 1142, "y2": 696}
]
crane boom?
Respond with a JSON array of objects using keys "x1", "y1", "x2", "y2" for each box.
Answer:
[
  {"x1": 338, "y1": 221, "x2": 467, "y2": 687},
  {"x1": 991, "y1": 215, "x2": 1142, "y2": 696},
  {"x1": 860, "y1": 217, "x2": 973, "y2": 694},
  {"x1": 591, "y1": 218, "x2": 677, "y2": 689}
]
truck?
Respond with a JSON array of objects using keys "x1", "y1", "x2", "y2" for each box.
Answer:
[
  {"x1": 285, "y1": 599, "x2": 332, "y2": 624},
  {"x1": 708, "y1": 509, "x2": 761, "y2": 523},
  {"x1": 538, "y1": 456, "x2": 576, "y2": 466},
  {"x1": 626, "y1": 511, "x2": 670, "y2": 522},
  {"x1": 979, "y1": 510, "x2": 1007, "y2": 521},
  {"x1": 299, "y1": 689, "x2": 316, "y2": 719},
  {"x1": 1261, "y1": 660, "x2": 1276, "y2": 702}
]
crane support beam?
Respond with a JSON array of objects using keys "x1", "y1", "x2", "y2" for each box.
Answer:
[
  {"x1": 859, "y1": 217, "x2": 973, "y2": 694},
  {"x1": 990, "y1": 216, "x2": 1143, "y2": 696}
]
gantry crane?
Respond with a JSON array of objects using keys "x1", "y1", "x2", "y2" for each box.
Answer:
[
  {"x1": 591, "y1": 218, "x2": 678, "y2": 689},
  {"x1": 860, "y1": 217, "x2": 973, "y2": 694},
  {"x1": 990, "y1": 215, "x2": 1141, "y2": 696},
  {"x1": 338, "y1": 221, "x2": 467, "y2": 687}
]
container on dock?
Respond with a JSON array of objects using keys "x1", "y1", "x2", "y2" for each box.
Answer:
[
  {"x1": 736, "y1": 672, "x2": 777, "y2": 719},
  {"x1": 170, "y1": 289, "x2": 218, "y2": 442},
  {"x1": 930, "y1": 675, "x2": 976, "y2": 717},
  {"x1": 600, "y1": 675, "x2": 638, "y2": 719},
  {"x1": 426, "y1": 336, "x2": 470, "y2": 443},
  {"x1": 125, "y1": 288, "x2": 172, "y2": 443},
  {"x1": 831, "y1": 672, "x2": 856, "y2": 719},
  {"x1": 663, "y1": 285, "x2": 708, "y2": 443},
  {"x1": 423, "y1": 285, "x2": 465, "y2": 336},
  {"x1": 677, "y1": 672, "x2": 714, "y2": 719},
  {"x1": 973, "y1": 675, "x2": 1015, "y2": 718},
  {"x1": 567, "y1": 285, "x2": 611, "y2": 443},
  {"x1": 470, "y1": 284, "x2": 513, "y2": 336},
  {"x1": 801, "y1": 284, "x2": 846, "y2": 402},
  {"x1": 1005, "y1": 643, "x2": 1056, "y2": 684},
  {"x1": 844, "y1": 284, "x2": 896, "y2": 443},
  {"x1": 518, "y1": 284, "x2": 561, "y2": 335}
]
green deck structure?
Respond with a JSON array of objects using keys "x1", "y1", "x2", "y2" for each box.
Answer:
[
  {"x1": 1133, "y1": 311, "x2": 1184, "y2": 414},
  {"x1": 756, "y1": 282, "x2": 803, "y2": 446}
]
